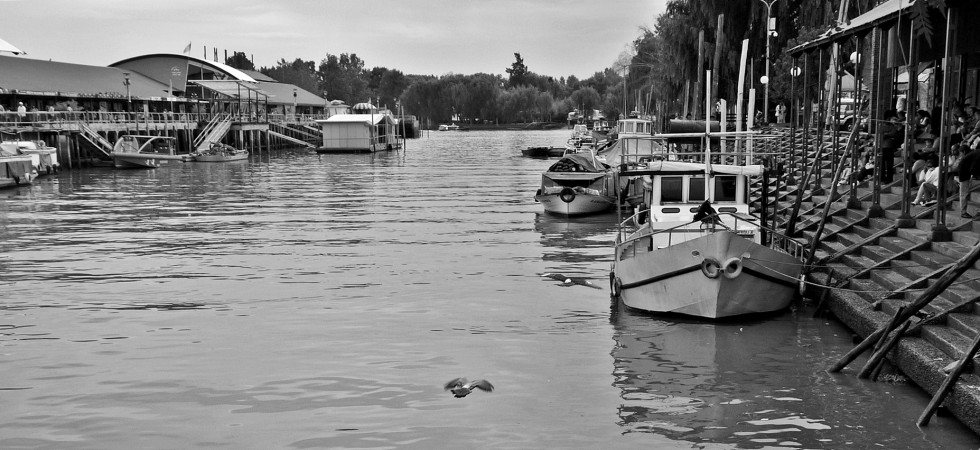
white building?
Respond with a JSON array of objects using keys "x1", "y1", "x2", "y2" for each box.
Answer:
[{"x1": 314, "y1": 113, "x2": 397, "y2": 153}]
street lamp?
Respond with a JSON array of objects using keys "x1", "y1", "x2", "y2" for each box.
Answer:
[
  {"x1": 122, "y1": 71, "x2": 131, "y2": 112},
  {"x1": 759, "y1": 0, "x2": 777, "y2": 123},
  {"x1": 293, "y1": 87, "x2": 297, "y2": 122}
]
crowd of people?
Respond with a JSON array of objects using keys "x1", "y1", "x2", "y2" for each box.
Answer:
[{"x1": 833, "y1": 99, "x2": 980, "y2": 220}]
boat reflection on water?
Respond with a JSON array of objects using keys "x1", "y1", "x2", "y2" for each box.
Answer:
[
  {"x1": 608, "y1": 304, "x2": 978, "y2": 448},
  {"x1": 534, "y1": 211, "x2": 618, "y2": 267}
]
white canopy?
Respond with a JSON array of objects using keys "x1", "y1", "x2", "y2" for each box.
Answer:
[{"x1": 0, "y1": 36, "x2": 25, "y2": 55}]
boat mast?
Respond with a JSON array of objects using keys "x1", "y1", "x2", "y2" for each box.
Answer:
[{"x1": 704, "y1": 70, "x2": 712, "y2": 198}]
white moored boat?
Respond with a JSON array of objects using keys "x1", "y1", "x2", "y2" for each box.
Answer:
[
  {"x1": 609, "y1": 132, "x2": 805, "y2": 319},
  {"x1": 111, "y1": 135, "x2": 183, "y2": 169},
  {"x1": 534, "y1": 152, "x2": 617, "y2": 216},
  {"x1": 0, "y1": 145, "x2": 36, "y2": 189},
  {"x1": 0, "y1": 140, "x2": 60, "y2": 175}
]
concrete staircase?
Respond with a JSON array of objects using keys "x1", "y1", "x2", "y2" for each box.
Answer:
[{"x1": 761, "y1": 126, "x2": 980, "y2": 434}]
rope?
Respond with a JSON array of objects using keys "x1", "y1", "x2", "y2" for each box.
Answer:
[{"x1": 749, "y1": 257, "x2": 980, "y2": 294}]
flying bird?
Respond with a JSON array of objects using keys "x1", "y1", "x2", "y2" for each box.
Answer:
[
  {"x1": 542, "y1": 273, "x2": 602, "y2": 289},
  {"x1": 444, "y1": 377, "x2": 494, "y2": 398}
]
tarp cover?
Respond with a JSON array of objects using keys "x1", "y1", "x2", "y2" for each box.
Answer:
[
  {"x1": 2, "y1": 157, "x2": 33, "y2": 179},
  {"x1": 548, "y1": 154, "x2": 609, "y2": 172}
]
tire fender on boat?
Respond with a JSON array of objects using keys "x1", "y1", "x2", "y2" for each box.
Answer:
[
  {"x1": 610, "y1": 273, "x2": 622, "y2": 298},
  {"x1": 559, "y1": 187, "x2": 576, "y2": 203},
  {"x1": 721, "y1": 257, "x2": 743, "y2": 279},
  {"x1": 700, "y1": 257, "x2": 721, "y2": 279}
]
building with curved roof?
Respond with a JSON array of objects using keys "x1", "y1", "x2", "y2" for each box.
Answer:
[{"x1": 109, "y1": 53, "x2": 325, "y2": 114}]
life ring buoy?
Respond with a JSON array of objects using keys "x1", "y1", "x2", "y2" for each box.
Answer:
[
  {"x1": 722, "y1": 257, "x2": 743, "y2": 279},
  {"x1": 700, "y1": 257, "x2": 721, "y2": 279},
  {"x1": 559, "y1": 187, "x2": 576, "y2": 203}
]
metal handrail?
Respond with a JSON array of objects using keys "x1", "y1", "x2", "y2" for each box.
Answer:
[{"x1": 616, "y1": 211, "x2": 807, "y2": 261}]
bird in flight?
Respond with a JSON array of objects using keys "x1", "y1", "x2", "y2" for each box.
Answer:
[{"x1": 444, "y1": 377, "x2": 494, "y2": 398}]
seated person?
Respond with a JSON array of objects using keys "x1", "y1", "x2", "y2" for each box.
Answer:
[{"x1": 913, "y1": 156, "x2": 940, "y2": 206}]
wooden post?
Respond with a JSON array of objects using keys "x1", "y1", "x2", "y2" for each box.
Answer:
[
  {"x1": 857, "y1": 306, "x2": 906, "y2": 378},
  {"x1": 870, "y1": 321, "x2": 911, "y2": 381},
  {"x1": 694, "y1": 30, "x2": 705, "y2": 119},
  {"x1": 711, "y1": 14, "x2": 725, "y2": 114},
  {"x1": 917, "y1": 330, "x2": 980, "y2": 426},
  {"x1": 736, "y1": 39, "x2": 749, "y2": 153},
  {"x1": 803, "y1": 125, "x2": 859, "y2": 271},
  {"x1": 830, "y1": 240, "x2": 980, "y2": 372}
]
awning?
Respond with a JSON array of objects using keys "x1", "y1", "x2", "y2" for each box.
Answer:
[
  {"x1": 897, "y1": 65, "x2": 933, "y2": 83},
  {"x1": 190, "y1": 80, "x2": 270, "y2": 98},
  {"x1": 789, "y1": 0, "x2": 915, "y2": 55}
]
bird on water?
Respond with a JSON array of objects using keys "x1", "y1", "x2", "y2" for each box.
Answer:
[{"x1": 444, "y1": 378, "x2": 494, "y2": 398}]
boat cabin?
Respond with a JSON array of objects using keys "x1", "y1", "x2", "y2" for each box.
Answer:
[
  {"x1": 315, "y1": 113, "x2": 397, "y2": 153},
  {"x1": 617, "y1": 118, "x2": 653, "y2": 136},
  {"x1": 637, "y1": 161, "x2": 760, "y2": 223}
]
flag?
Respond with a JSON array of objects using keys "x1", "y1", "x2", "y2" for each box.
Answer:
[{"x1": 182, "y1": 42, "x2": 191, "y2": 54}]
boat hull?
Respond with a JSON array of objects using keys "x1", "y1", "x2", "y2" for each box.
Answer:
[
  {"x1": 112, "y1": 153, "x2": 185, "y2": 169},
  {"x1": 613, "y1": 230, "x2": 801, "y2": 319},
  {"x1": 535, "y1": 191, "x2": 615, "y2": 215},
  {"x1": 189, "y1": 152, "x2": 249, "y2": 162},
  {"x1": 0, "y1": 155, "x2": 37, "y2": 189}
]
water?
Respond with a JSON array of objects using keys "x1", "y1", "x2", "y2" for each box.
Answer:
[{"x1": 1, "y1": 129, "x2": 977, "y2": 449}]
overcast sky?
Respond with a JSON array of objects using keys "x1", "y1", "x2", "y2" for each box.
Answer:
[{"x1": 1, "y1": 0, "x2": 666, "y2": 80}]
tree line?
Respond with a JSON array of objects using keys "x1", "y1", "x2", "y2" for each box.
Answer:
[
  {"x1": 225, "y1": 51, "x2": 629, "y2": 125},
  {"x1": 226, "y1": 0, "x2": 933, "y2": 125}
]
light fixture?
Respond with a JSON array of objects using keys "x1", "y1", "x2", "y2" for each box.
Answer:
[
  {"x1": 760, "y1": 75, "x2": 769, "y2": 85},
  {"x1": 790, "y1": 66, "x2": 801, "y2": 77}
]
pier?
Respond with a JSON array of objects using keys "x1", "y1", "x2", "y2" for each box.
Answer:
[{"x1": 0, "y1": 110, "x2": 322, "y2": 169}]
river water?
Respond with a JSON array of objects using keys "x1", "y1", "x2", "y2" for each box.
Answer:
[{"x1": 1, "y1": 129, "x2": 978, "y2": 449}]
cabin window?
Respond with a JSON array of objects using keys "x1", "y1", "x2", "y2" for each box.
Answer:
[
  {"x1": 662, "y1": 207, "x2": 680, "y2": 213},
  {"x1": 689, "y1": 176, "x2": 706, "y2": 201},
  {"x1": 714, "y1": 176, "x2": 737, "y2": 202},
  {"x1": 661, "y1": 176, "x2": 683, "y2": 202},
  {"x1": 719, "y1": 207, "x2": 737, "y2": 212}
]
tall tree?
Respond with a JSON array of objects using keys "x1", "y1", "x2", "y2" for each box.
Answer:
[
  {"x1": 318, "y1": 53, "x2": 369, "y2": 104},
  {"x1": 260, "y1": 58, "x2": 318, "y2": 93},
  {"x1": 225, "y1": 51, "x2": 255, "y2": 71},
  {"x1": 506, "y1": 53, "x2": 530, "y2": 88}
]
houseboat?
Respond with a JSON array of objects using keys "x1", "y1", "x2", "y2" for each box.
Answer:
[{"x1": 315, "y1": 113, "x2": 398, "y2": 153}]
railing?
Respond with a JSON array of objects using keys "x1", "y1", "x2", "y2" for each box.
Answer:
[
  {"x1": 76, "y1": 122, "x2": 114, "y2": 156},
  {"x1": 192, "y1": 114, "x2": 229, "y2": 149},
  {"x1": 0, "y1": 111, "x2": 332, "y2": 129},
  {"x1": 615, "y1": 133, "x2": 782, "y2": 171},
  {"x1": 616, "y1": 211, "x2": 807, "y2": 262}
]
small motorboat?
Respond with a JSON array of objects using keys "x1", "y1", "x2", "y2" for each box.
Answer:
[
  {"x1": 0, "y1": 140, "x2": 60, "y2": 175},
  {"x1": 521, "y1": 146, "x2": 565, "y2": 158},
  {"x1": 0, "y1": 145, "x2": 36, "y2": 189},
  {"x1": 185, "y1": 143, "x2": 249, "y2": 162},
  {"x1": 534, "y1": 151, "x2": 617, "y2": 216},
  {"x1": 111, "y1": 135, "x2": 183, "y2": 169}
]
